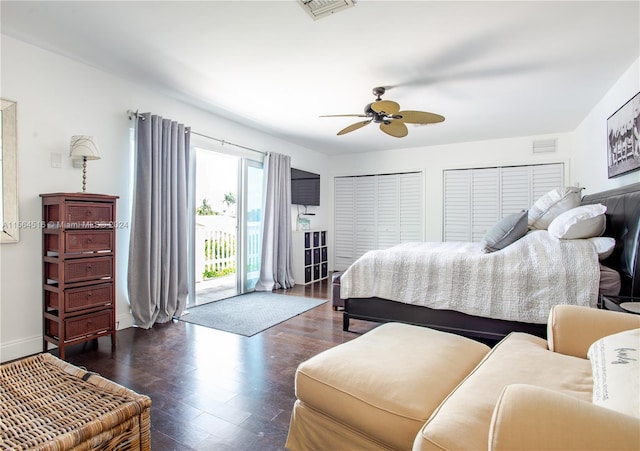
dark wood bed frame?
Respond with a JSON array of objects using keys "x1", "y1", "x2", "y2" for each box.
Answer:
[{"x1": 343, "y1": 182, "x2": 640, "y2": 342}]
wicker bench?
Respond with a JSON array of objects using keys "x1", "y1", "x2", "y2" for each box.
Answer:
[{"x1": 0, "y1": 353, "x2": 151, "y2": 450}]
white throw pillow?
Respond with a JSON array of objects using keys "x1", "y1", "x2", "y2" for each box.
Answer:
[
  {"x1": 587, "y1": 328, "x2": 640, "y2": 418},
  {"x1": 528, "y1": 186, "x2": 583, "y2": 230},
  {"x1": 547, "y1": 204, "x2": 607, "y2": 239},
  {"x1": 588, "y1": 236, "x2": 616, "y2": 260}
]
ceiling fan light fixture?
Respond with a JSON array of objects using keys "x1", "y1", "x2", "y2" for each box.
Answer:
[
  {"x1": 298, "y1": 0, "x2": 355, "y2": 20},
  {"x1": 322, "y1": 86, "x2": 445, "y2": 137}
]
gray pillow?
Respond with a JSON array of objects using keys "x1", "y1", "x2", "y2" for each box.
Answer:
[{"x1": 480, "y1": 210, "x2": 528, "y2": 253}]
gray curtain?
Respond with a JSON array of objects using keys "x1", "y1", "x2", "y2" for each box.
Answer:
[
  {"x1": 128, "y1": 113, "x2": 190, "y2": 328},
  {"x1": 255, "y1": 152, "x2": 295, "y2": 290}
]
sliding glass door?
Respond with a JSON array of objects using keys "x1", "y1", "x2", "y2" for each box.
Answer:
[
  {"x1": 239, "y1": 159, "x2": 264, "y2": 292},
  {"x1": 188, "y1": 146, "x2": 264, "y2": 307}
]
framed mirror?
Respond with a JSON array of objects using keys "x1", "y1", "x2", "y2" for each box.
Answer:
[{"x1": 1, "y1": 99, "x2": 19, "y2": 243}]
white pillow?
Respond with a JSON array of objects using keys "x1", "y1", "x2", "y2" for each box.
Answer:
[
  {"x1": 528, "y1": 186, "x2": 583, "y2": 230},
  {"x1": 547, "y1": 204, "x2": 607, "y2": 239},
  {"x1": 588, "y1": 236, "x2": 616, "y2": 260},
  {"x1": 587, "y1": 328, "x2": 640, "y2": 418}
]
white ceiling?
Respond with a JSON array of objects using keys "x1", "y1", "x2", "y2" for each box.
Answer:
[{"x1": 2, "y1": 1, "x2": 639, "y2": 156}]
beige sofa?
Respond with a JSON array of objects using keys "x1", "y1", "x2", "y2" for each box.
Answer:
[{"x1": 286, "y1": 305, "x2": 640, "y2": 450}]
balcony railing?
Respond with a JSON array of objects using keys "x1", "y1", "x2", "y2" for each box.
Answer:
[{"x1": 195, "y1": 216, "x2": 261, "y2": 282}]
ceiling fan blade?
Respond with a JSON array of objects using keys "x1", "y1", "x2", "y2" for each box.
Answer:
[
  {"x1": 397, "y1": 110, "x2": 445, "y2": 124},
  {"x1": 380, "y1": 121, "x2": 408, "y2": 138},
  {"x1": 320, "y1": 114, "x2": 369, "y2": 118},
  {"x1": 371, "y1": 100, "x2": 400, "y2": 115},
  {"x1": 337, "y1": 120, "x2": 372, "y2": 135}
]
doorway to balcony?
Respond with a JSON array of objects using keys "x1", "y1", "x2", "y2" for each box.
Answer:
[{"x1": 189, "y1": 146, "x2": 264, "y2": 307}]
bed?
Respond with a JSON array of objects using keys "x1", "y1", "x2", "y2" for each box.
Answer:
[{"x1": 341, "y1": 182, "x2": 640, "y2": 341}]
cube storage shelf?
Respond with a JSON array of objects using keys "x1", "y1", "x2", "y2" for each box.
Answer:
[{"x1": 294, "y1": 230, "x2": 328, "y2": 285}]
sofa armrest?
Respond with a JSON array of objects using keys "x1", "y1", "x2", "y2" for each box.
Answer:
[
  {"x1": 489, "y1": 384, "x2": 640, "y2": 451},
  {"x1": 547, "y1": 305, "x2": 640, "y2": 358}
]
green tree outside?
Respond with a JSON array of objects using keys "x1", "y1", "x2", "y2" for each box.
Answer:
[{"x1": 196, "y1": 198, "x2": 217, "y2": 216}]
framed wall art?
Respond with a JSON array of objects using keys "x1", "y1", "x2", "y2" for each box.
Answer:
[{"x1": 607, "y1": 91, "x2": 640, "y2": 178}]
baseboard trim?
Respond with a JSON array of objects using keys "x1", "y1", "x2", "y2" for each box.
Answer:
[
  {"x1": 1, "y1": 314, "x2": 135, "y2": 363},
  {"x1": 1, "y1": 334, "x2": 41, "y2": 363}
]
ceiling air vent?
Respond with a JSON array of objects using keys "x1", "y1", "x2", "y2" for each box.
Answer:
[
  {"x1": 298, "y1": 0, "x2": 355, "y2": 20},
  {"x1": 532, "y1": 139, "x2": 557, "y2": 154}
]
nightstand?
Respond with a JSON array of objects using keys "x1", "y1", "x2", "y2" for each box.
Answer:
[{"x1": 599, "y1": 295, "x2": 640, "y2": 315}]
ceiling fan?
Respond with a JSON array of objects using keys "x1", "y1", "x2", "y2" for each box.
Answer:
[{"x1": 321, "y1": 87, "x2": 445, "y2": 138}]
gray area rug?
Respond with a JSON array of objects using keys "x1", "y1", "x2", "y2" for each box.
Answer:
[{"x1": 178, "y1": 292, "x2": 326, "y2": 336}]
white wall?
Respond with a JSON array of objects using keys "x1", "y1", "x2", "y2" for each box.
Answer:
[
  {"x1": 574, "y1": 57, "x2": 640, "y2": 194},
  {"x1": 0, "y1": 36, "x2": 329, "y2": 362}
]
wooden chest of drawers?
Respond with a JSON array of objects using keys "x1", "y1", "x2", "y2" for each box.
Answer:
[{"x1": 41, "y1": 193, "x2": 118, "y2": 359}]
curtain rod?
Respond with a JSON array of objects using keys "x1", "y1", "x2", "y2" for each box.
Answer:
[{"x1": 127, "y1": 109, "x2": 268, "y2": 156}]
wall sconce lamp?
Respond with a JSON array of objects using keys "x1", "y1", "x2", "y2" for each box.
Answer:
[{"x1": 69, "y1": 135, "x2": 101, "y2": 192}]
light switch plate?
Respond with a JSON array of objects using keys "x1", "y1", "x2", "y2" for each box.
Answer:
[{"x1": 50, "y1": 152, "x2": 62, "y2": 168}]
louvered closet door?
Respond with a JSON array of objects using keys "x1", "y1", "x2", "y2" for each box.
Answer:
[
  {"x1": 376, "y1": 175, "x2": 399, "y2": 249},
  {"x1": 334, "y1": 172, "x2": 424, "y2": 269},
  {"x1": 355, "y1": 176, "x2": 376, "y2": 258},
  {"x1": 531, "y1": 164, "x2": 565, "y2": 199},
  {"x1": 334, "y1": 177, "x2": 355, "y2": 271},
  {"x1": 443, "y1": 163, "x2": 564, "y2": 242},
  {"x1": 444, "y1": 170, "x2": 471, "y2": 242},
  {"x1": 500, "y1": 164, "x2": 564, "y2": 215},
  {"x1": 400, "y1": 172, "x2": 424, "y2": 242},
  {"x1": 501, "y1": 165, "x2": 531, "y2": 216},
  {"x1": 471, "y1": 168, "x2": 499, "y2": 242}
]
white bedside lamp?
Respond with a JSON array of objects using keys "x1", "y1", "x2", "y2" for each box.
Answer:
[{"x1": 69, "y1": 135, "x2": 101, "y2": 192}]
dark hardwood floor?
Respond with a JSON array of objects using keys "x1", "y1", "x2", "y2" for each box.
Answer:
[{"x1": 61, "y1": 279, "x2": 377, "y2": 451}]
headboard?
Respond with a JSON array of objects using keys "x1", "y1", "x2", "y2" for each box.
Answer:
[{"x1": 581, "y1": 182, "x2": 640, "y2": 297}]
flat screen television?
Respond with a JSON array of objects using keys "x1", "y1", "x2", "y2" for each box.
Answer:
[{"x1": 291, "y1": 168, "x2": 320, "y2": 206}]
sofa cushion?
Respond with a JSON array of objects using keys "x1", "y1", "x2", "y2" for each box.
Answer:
[
  {"x1": 547, "y1": 305, "x2": 640, "y2": 359},
  {"x1": 489, "y1": 384, "x2": 640, "y2": 451},
  {"x1": 414, "y1": 332, "x2": 593, "y2": 451},
  {"x1": 294, "y1": 323, "x2": 490, "y2": 451},
  {"x1": 587, "y1": 328, "x2": 640, "y2": 418}
]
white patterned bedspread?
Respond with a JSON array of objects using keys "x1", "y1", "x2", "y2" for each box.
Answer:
[{"x1": 340, "y1": 230, "x2": 600, "y2": 324}]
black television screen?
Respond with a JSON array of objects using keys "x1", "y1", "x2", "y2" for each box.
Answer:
[{"x1": 291, "y1": 168, "x2": 320, "y2": 206}]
